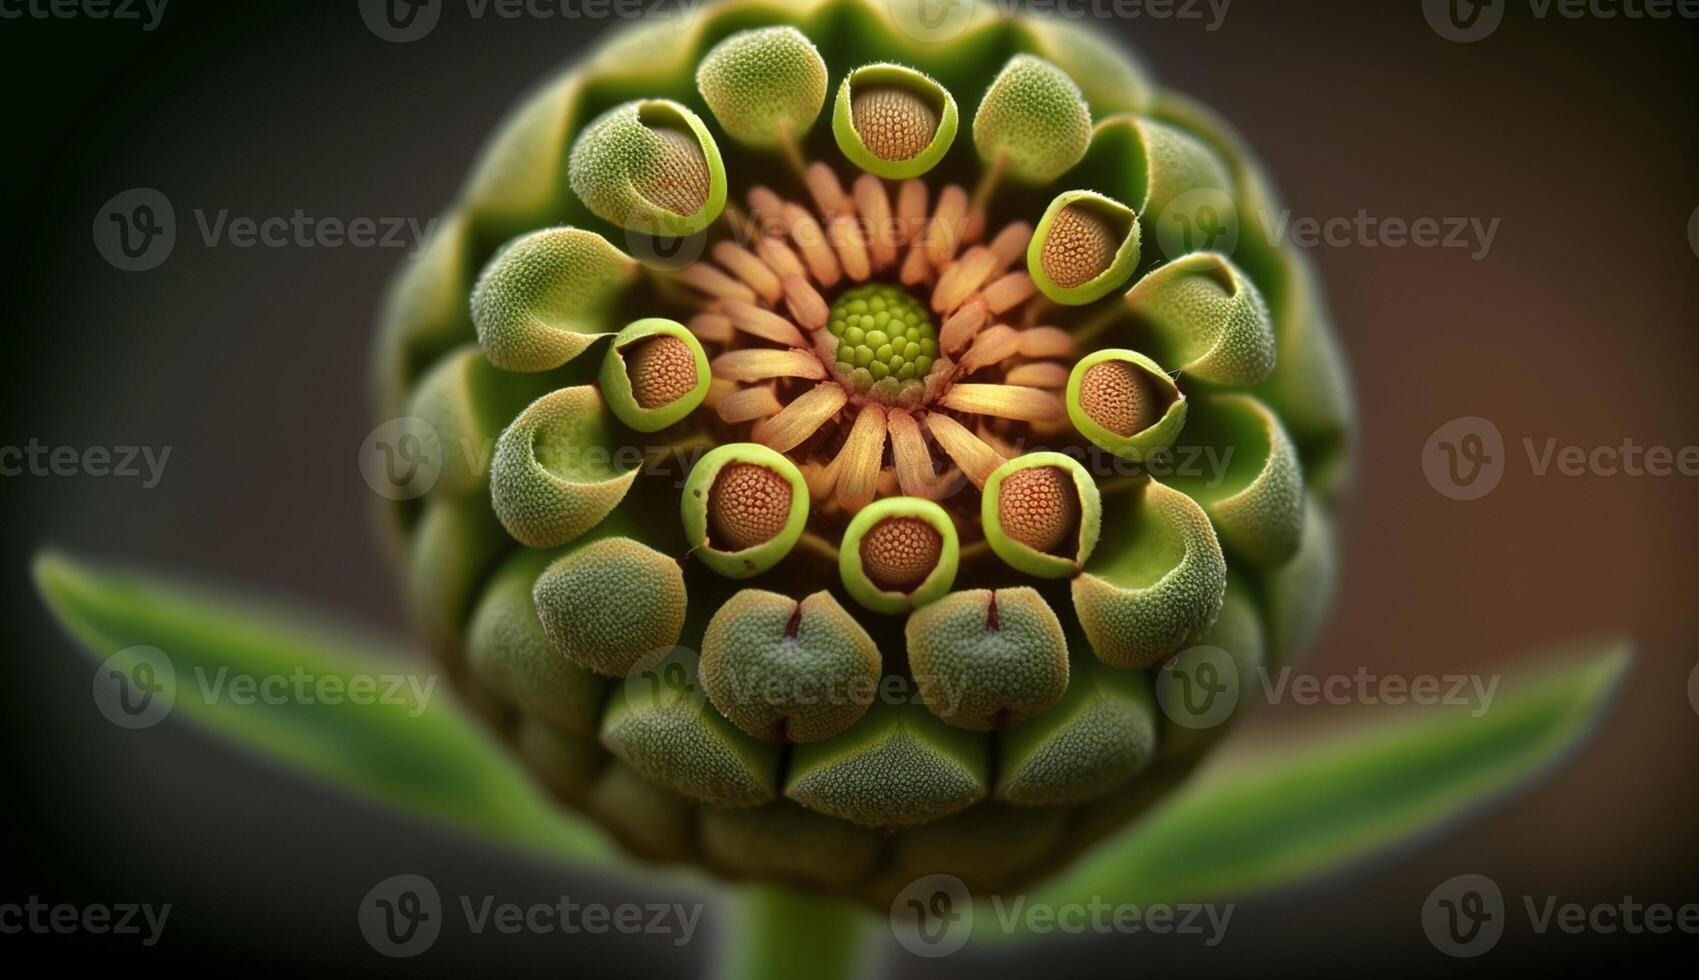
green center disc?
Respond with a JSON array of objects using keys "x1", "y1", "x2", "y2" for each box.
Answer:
[{"x1": 826, "y1": 284, "x2": 939, "y2": 403}]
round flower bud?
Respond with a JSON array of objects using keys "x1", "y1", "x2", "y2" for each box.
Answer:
[
  {"x1": 832, "y1": 63, "x2": 959, "y2": 179},
  {"x1": 534, "y1": 536, "x2": 688, "y2": 677},
  {"x1": 568, "y1": 99, "x2": 727, "y2": 235},
  {"x1": 696, "y1": 27, "x2": 828, "y2": 148},
  {"x1": 598, "y1": 318, "x2": 710, "y2": 432},
  {"x1": 682, "y1": 444, "x2": 810, "y2": 579},
  {"x1": 906, "y1": 588, "x2": 1070, "y2": 731},
  {"x1": 982, "y1": 452, "x2": 1102, "y2": 578},
  {"x1": 1028, "y1": 190, "x2": 1142, "y2": 304},
  {"x1": 838, "y1": 497, "x2": 959, "y2": 614},
  {"x1": 972, "y1": 54, "x2": 1091, "y2": 184},
  {"x1": 1065, "y1": 349, "x2": 1188, "y2": 461},
  {"x1": 700, "y1": 589, "x2": 881, "y2": 743}
]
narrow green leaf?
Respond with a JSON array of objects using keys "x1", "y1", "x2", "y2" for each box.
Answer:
[
  {"x1": 33, "y1": 549, "x2": 614, "y2": 868},
  {"x1": 1016, "y1": 641, "x2": 1630, "y2": 920}
]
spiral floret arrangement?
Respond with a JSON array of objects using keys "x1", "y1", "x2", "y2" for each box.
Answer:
[{"x1": 375, "y1": 0, "x2": 1354, "y2": 904}]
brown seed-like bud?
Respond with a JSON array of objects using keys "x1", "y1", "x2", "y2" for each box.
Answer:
[
  {"x1": 997, "y1": 466, "x2": 1080, "y2": 556},
  {"x1": 625, "y1": 335, "x2": 700, "y2": 409},
  {"x1": 708, "y1": 463, "x2": 793, "y2": 551},
  {"x1": 1041, "y1": 202, "x2": 1118, "y2": 290},
  {"x1": 1078, "y1": 359, "x2": 1158, "y2": 437},
  {"x1": 637, "y1": 128, "x2": 711, "y2": 216},
  {"x1": 850, "y1": 88, "x2": 939, "y2": 162},
  {"x1": 859, "y1": 517, "x2": 943, "y2": 592}
]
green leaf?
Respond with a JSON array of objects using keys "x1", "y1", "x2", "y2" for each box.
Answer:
[
  {"x1": 32, "y1": 549, "x2": 614, "y2": 869},
  {"x1": 1008, "y1": 641, "x2": 1630, "y2": 926}
]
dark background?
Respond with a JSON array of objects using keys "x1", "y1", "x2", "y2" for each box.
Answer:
[{"x1": 2, "y1": 0, "x2": 1696, "y2": 974}]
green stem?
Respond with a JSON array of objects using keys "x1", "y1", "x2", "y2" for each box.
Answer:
[{"x1": 720, "y1": 886, "x2": 871, "y2": 980}]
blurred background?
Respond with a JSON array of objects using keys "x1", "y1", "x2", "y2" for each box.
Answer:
[{"x1": 1, "y1": 0, "x2": 1695, "y2": 974}]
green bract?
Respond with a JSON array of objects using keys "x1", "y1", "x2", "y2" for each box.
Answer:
[
  {"x1": 696, "y1": 27, "x2": 828, "y2": 149},
  {"x1": 567, "y1": 99, "x2": 728, "y2": 236},
  {"x1": 972, "y1": 54, "x2": 1092, "y2": 184},
  {"x1": 370, "y1": 0, "x2": 1359, "y2": 907}
]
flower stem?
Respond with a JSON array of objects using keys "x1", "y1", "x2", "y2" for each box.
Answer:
[{"x1": 719, "y1": 885, "x2": 870, "y2": 980}]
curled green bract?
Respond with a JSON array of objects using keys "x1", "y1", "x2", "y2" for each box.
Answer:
[
  {"x1": 567, "y1": 99, "x2": 727, "y2": 236},
  {"x1": 471, "y1": 227, "x2": 637, "y2": 372}
]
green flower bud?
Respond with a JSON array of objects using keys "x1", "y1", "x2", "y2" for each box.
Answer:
[
  {"x1": 568, "y1": 99, "x2": 727, "y2": 235},
  {"x1": 972, "y1": 54, "x2": 1091, "y2": 184},
  {"x1": 598, "y1": 318, "x2": 710, "y2": 432},
  {"x1": 981, "y1": 452, "x2": 1102, "y2": 578},
  {"x1": 696, "y1": 27, "x2": 828, "y2": 148},
  {"x1": 1028, "y1": 190, "x2": 1142, "y2": 304},
  {"x1": 838, "y1": 497, "x2": 959, "y2": 614},
  {"x1": 1064, "y1": 349, "x2": 1188, "y2": 461},
  {"x1": 681, "y1": 443, "x2": 809, "y2": 579},
  {"x1": 832, "y1": 63, "x2": 958, "y2": 179},
  {"x1": 700, "y1": 589, "x2": 880, "y2": 742},
  {"x1": 906, "y1": 588, "x2": 1070, "y2": 731}
]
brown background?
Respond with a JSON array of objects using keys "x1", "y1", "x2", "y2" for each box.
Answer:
[{"x1": 1, "y1": 0, "x2": 1695, "y2": 974}]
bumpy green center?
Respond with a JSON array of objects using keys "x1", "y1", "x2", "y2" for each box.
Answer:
[{"x1": 826, "y1": 284, "x2": 939, "y2": 404}]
